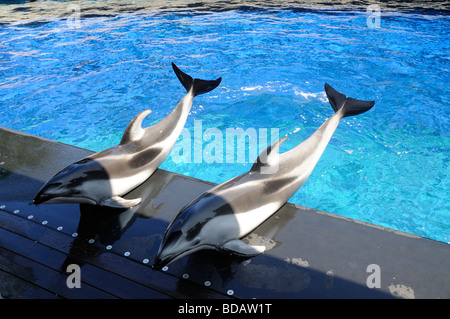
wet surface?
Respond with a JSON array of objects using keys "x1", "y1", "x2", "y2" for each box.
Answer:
[{"x1": 1, "y1": 127, "x2": 449, "y2": 298}]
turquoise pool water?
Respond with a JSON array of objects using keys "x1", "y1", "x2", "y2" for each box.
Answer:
[{"x1": 1, "y1": 3, "x2": 449, "y2": 243}]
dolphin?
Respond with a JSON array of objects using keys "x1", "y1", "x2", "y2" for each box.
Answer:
[
  {"x1": 32, "y1": 63, "x2": 221, "y2": 208},
  {"x1": 153, "y1": 83, "x2": 375, "y2": 269}
]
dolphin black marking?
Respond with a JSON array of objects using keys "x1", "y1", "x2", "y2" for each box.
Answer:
[
  {"x1": 153, "y1": 83, "x2": 375, "y2": 269},
  {"x1": 33, "y1": 63, "x2": 221, "y2": 208}
]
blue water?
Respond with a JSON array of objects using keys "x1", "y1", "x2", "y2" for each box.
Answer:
[{"x1": 0, "y1": 7, "x2": 449, "y2": 243}]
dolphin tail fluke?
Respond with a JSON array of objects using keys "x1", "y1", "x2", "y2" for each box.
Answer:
[
  {"x1": 172, "y1": 62, "x2": 222, "y2": 97},
  {"x1": 325, "y1": 83, "x2": 375, "y2": 118}
]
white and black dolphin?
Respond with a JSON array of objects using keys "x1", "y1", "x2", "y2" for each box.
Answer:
[
  {"x1": 153, "y1": 83, "x2": 375, "y2": 269},
  {"x1": 32, "y1": 63, "x2": 221, "y2": 208}
]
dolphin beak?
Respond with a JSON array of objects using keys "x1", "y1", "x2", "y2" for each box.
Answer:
[
  {"x1": 152, "y1": 258, "x2": 163, "y2": 270},
  {"x1": 152, "y1": 254, "x2": 172, "y2": 270},
  {"x1": 32, "y1": 181, "x2": 67, "y2": 206},
  {"x1": 152, "y1": 244, "x2": 203, "y2": 270},
  {"x1": 32, "y1": 191, "x2": 47, "y2": 205}
]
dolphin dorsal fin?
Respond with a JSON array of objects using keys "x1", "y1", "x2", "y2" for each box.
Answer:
[
  {"x1": 120, "y1": 110, "x2": 152, "y2": 145},
  {"x1": 251, "y1": 135, "x2": 288, "y2": 172}
]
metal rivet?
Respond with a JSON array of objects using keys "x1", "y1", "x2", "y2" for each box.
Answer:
[
  {"x1": 42, "y1": 221, "x2": 48, "y2": 225},
  {"x1": 227, "y1": 290, "x2": 234, "y2": 295},
  {"x1": 162, "y1": 266, "x2": 168, "y2": 272},
  {"x1": 142, "y1": 258, "x2": 149, "y2": 264},
  {"x1": 57, "y1": 226, "x2": 63, "y2": 231},
  {"x1": 72, "y1": 233, "x2": 78, "y2": 237},
  {"x1": 88, "y1": 239, "x2": 95, "y2": 244},
  {"x1": 0, "y1": 205, "x2": 5, "y2": 209},
  {"x1": 27, "y1": 215, "x2": 33, "y2": 219},
  {"x1": 124, "y1": 251, "x2": 130, "y2": 256},
  {"x1": 13, "y1": 210, "x2": 19, "y2": 214},
  {"x1": 106, "y1": 245, "x2": 112, "y2": 250},
  {"x1": 182, "y1": 273, "x2": 189, "y2": 279},
  {"x1": 204, "y1": 281, "x2": 211, "y2": 287}
]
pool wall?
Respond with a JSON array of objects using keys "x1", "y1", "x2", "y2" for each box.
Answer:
[{"x1": 0, "y1": 126, "x2": 449, "y2": 298}]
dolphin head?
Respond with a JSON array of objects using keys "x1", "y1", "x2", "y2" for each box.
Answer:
[
  {"x1": 153, "y1": 195, "x2": 238, "y2": 270},
  {"x1": 32, "y1": 171, "x2": 95, "y2": 205},
  {"x1": 33, "y1": 180, "x2": 74, "y2": 205},
  {"x1": 32, "y1": 158, "x2": 108, "y2": 205},
  {"x1": 153, "y1": 219, "x2": 205, "y2": 270}
]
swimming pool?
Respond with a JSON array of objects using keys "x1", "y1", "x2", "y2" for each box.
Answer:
[{"x1": 0, "y1": 1, "x2": 448, "y2": 243}]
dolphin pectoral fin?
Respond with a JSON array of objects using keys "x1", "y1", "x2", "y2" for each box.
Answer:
[
  {"x1": 221, "y1": 239, "x2": 265, "y2": 257},
  {"x1": 100, "y1": 196, "x2": 142, "y2": 209}
]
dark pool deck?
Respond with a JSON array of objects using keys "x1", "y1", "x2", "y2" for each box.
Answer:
[{"x1": 0, "y1": 126, "x2": 448, "y2": 299}]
